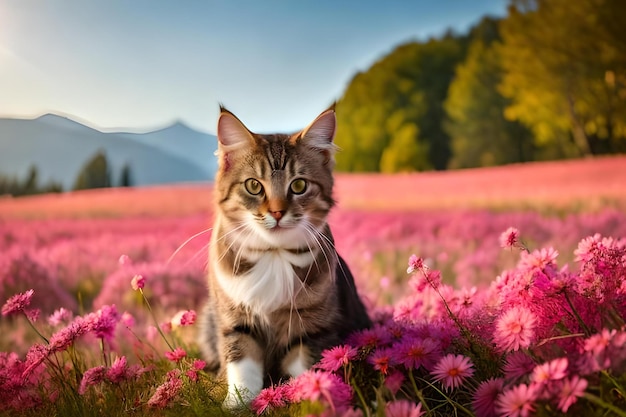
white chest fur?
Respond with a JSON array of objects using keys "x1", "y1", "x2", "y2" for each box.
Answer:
[{"x1": 215, "y1": 248, "x2": 314, "y2": 316}]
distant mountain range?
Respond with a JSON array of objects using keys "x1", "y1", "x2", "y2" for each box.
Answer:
[{"x1": 0, "y1": 114, "x2": 218, "y2": 190}]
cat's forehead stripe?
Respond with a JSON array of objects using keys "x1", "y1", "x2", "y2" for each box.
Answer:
[{"x1": 262, "y1": 139, "x2": 289, "y2": 172}]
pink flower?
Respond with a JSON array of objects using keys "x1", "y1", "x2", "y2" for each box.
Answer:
[
  {"x1": 121, "y1": 311, "x2": 135, "y2": 327},
  {"x1": 131, "y1": 274, "x2": 145, "y2": 290},
  {"x1": 495, "y1": 383, "x2": 538, "y2": 417},
  {"x1": 79, "y1": 366, "x2": 107, "y2": 395},
  {"x1": 25, "y1": 309, "x2": 40, "y2": 322},
  {"x1": 368, "y1": 348, "x2": 393, "y2": 375},
  {"x1": 392, "y1": 336, "x2": 438, "y2": 371},
  {"x1": 48, "y1": 308, "x2": 73, "y2": 326},
  {"x1": 407, "y1": 255, "x2": 424, "y2": 274},
  {"x1": 106, "y1": 356, "x2": 129, "y2": 383},
  {"x1": 2, "y1": 289, "x2": 34, "y2": 316},
  {"x1": 171, "y1": 309, "x2": 197, "y2": 327},
  {"x1": 251, "y1": 385, "x2": 288, "y2": 415},
  {"x1": 472, "y1": 378, "x2": 504, "y2": 417},
  {"x1": 291, "y1": 370, "x2": 352, "y2": 412},
  {"x1": 192, "y1": 359, "x2": 206, "y2": 370},
  {"x1": 147, "y1": 369, "x2": 183, "y2": 408},
  {"x1": 87, "y1": 304, "x2": 120, "y2": 342},
  {"x1": 22, "y1": 343, "x2": 48, "y2": 377},
  {"x1": 531, "y1": 358, "x2": 568, "y2": 385},
  {"x1": 165, "y1": 347, "x2": 187, "y2": 362},
  {"x1": 519, "y1": 248, "x2": 559, "y2": 271},
  {"x1": 384, "y1": 370, "x2": 406, "y2": 395},
  {"x1": 318, "y1": 345, "x2": 357, "y2": 372},
  {"x1": 48, "y1": 316, "x2": 90, "y2": 352},
  {"x1": 385, "y1": 399, "x2": 424, "y2": 417},
  {"x1": 180, "y1": 310, "x2": 196, "y2": 325},
  {"x1": 494, "y1": 307, "x2": 536, "y2": 352},
  {"x1": 503, "y1": 352, "x2": 535, "y2": 380},
  {"x1": 557, "y1": 376, "x2": 587, "y2": 412},
  {"x1": 431, "y1": 354, "x2": 475, "y2": 390},
  {"x1": 347, "y1": 325, "x2": 392, "y2": 349},
  {"x1": 574, "y1": 234, "x2": 601, "y2": 263},
  {"x1": 500, "y1": 227, "x2": 520, "y2": 249}
]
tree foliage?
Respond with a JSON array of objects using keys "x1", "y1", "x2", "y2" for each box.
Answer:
[
  {"x1": 334, "y1": 1, "x2": 626, "y2": 172},
  {"x1": 0, "y1": 166, "x2": 62, "y2": 197},
  {"x1": 72, "y1": 150, "x2": 112, "y2": 191},
  {"x1": 445, "y1": 18, "x2": 534, "y2": 169},
  {"x1": 498, "y1": 0, "x2": 626, "y2": 156},
  {"x1": 335, "y1": 34, "x2": 466, "y2": 172}
]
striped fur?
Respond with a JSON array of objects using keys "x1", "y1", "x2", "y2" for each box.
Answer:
[{"x1": 198, "y1": 107, "x2": 371, "y2": 407}]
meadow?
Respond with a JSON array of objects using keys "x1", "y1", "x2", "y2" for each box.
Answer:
[{"x1": 1, "y1": 156, "x2": 626, "y2": 416}]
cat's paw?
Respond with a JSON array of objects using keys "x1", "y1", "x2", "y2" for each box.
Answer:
[{"x1": 221, "y1": 387, "x2": 253, "y2": 411}]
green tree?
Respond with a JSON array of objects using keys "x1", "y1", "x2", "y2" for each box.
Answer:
[
  {"x1": 498, "y1": 0, "x2": 626, "y2": 157},
  {"x1": 335, "y1": 33, "x2": 466, "y2": 172},
  {"x1": 445, "y1": 18, "x2": 534, "y2": 168},
  {"x1": 22, "y1": 165, "x2": 39, "y2": 195},
  {"x1": 120, "y1": 163, "x2": 133, "y2": 187},
  {"x1": 73, "y1": 150, "x2": 111, "y2": 191}
]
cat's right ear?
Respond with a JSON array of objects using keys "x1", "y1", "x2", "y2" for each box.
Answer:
[
  {"x1": 216, "y1": 108, "x2": 254, "y2": 172},
  {"x1": 217, "y1": 108, "x2": 254, "y2": 150}
]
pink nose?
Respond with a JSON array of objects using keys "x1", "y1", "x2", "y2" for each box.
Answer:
[{"x1": 270, "y1": 210, "x2": 284, "y2": 221}]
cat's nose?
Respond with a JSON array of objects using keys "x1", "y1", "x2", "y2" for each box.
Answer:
[{"x1": 269, "y1": 210, "x2": 284, "y2": 221}]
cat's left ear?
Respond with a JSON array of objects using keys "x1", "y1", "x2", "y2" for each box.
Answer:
[{"x1": 296, "y1": 106, "x2": 338, "y2": 164}]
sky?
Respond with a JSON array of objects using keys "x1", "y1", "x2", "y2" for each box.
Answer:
[{"x1": 0, "y1": 0, "x2": 508, "y2": 134}]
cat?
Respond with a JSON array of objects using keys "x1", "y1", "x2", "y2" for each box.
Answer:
[{"x1": 198, "y1": 105, "x2": 371, "y2": 409}]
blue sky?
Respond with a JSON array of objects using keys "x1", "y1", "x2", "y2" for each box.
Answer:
[{"x1": 0, "y1": 0, "x2": 507, "y2": 134}]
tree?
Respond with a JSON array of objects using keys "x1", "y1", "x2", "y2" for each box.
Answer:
[
  {"x1": 335, "y1": 34, "x2": 466, "y2": 172},
  {"x1": 120, "y1": 163, "x2": 133, "y2": 187},
  {"x1": 445, "y1": 18, "x2": 534, "y2": 168},
  {"x1": 379, "y1": 122, "x2": 429, "y2": 172},
  {"x1": 498, "y1": 0, "x2": 626, "y2": 157},
  {"x1": 72, "y1": 150, "x2": 111, "y2": 191}
]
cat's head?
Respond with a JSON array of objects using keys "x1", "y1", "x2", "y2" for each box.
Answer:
[{"x1": 214, "y1": 106, "x2": 338, "y2": 248}]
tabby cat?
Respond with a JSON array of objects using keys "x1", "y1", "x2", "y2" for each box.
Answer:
[{"x1": 198, "y1": 106, "x2": 371, "y2": 408}]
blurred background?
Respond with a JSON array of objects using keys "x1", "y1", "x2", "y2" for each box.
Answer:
[{"x1": 2, "y1": 0, "x2": 624, "y2": 195}]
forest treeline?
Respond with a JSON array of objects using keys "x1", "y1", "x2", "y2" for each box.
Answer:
[
  {"x1": 0, "y1": 151, "x2": 132, "y2": 196},
  {"x1": 335, "y1": 0, "x2": 626, "y2": 172}
]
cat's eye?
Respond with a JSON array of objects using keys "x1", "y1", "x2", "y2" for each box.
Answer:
[
  {"x1": 244, "y1": 178, "x2": 263, "y2": 195},
  {"x1": 290, "y1": 179, "x2": 307, "y2": 195}
]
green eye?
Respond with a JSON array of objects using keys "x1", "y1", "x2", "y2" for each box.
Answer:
[
  {"x1": 244, "y1": 178, "x2": 263, "y2": 195},
  {"x1": 290, "y1": 179, "x2": 307, "y2": 194}
]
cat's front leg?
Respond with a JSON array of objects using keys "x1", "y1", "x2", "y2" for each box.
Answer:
[
  {"x1": 221, "y1": 331, "x2": 264, "y2": 409},
  {"x1": 282, "y1": 343, "x2": 314, "y2": 378}
]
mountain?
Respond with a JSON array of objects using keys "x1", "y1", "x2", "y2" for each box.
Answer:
[
  {"x1": 0, "y1": 114, "x2": 218, "y2": 190},
  {"x1": 117, "y1": 120, "x2": 218, "y2": 179}
]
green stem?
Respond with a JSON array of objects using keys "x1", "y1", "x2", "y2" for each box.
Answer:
[
  {"x1": 563, "y1": 290, "x2": 592, "y2": 336},
  {"x1": 140, "y1": 289, "x2": 174, "y2": 351},
  {"x1": 418, "y1": 377, "x2": 476, "y2": 416},
  {"x1": 601, "y1": 370, "x2": 626, "y2": 399},
  {"x1": 351, "y1": 377, "x2": 371, "y2": 417},
  {"x1": 583, "y1": 392, "x2": 626, "y2": 417},
  {"x1": 23, "y1": 312, "x2": 49, "y2": 344},
  {"x1": 409, "y1": 369, "x2": 431, "y2": 414}
]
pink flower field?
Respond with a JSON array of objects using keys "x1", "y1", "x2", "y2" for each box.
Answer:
[{"x1": 1, "y1": 157, "x2": 626, "y2": 416}]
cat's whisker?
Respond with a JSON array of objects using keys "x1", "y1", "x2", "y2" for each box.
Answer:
[
  {"x1": 302, "y1": 222, "x2": 333, "y2": 275},
  {"x1": 233, "y1": 227, "x2": 255, "y2": 275},
  {"x1": 216, "y1": 223, "x2": 250, "y2": 264},
  {"x1": 167, "y1": 227, "x2": 213, "y2": 265},
  {"x1": 178, "y1": 241, "x2": 212, "y2": 271}
]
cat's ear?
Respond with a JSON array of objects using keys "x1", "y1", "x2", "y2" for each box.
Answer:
[
  {"x1": 297, "y1": 106, "x2": 339, "y2": 164},
  {"x1": 217, "y1": 107, "x2": 254, "y2": 150}
]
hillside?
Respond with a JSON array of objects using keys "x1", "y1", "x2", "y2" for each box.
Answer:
[{"x1": 0, "y1": 114, "x2": 218, "y2": 190}]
